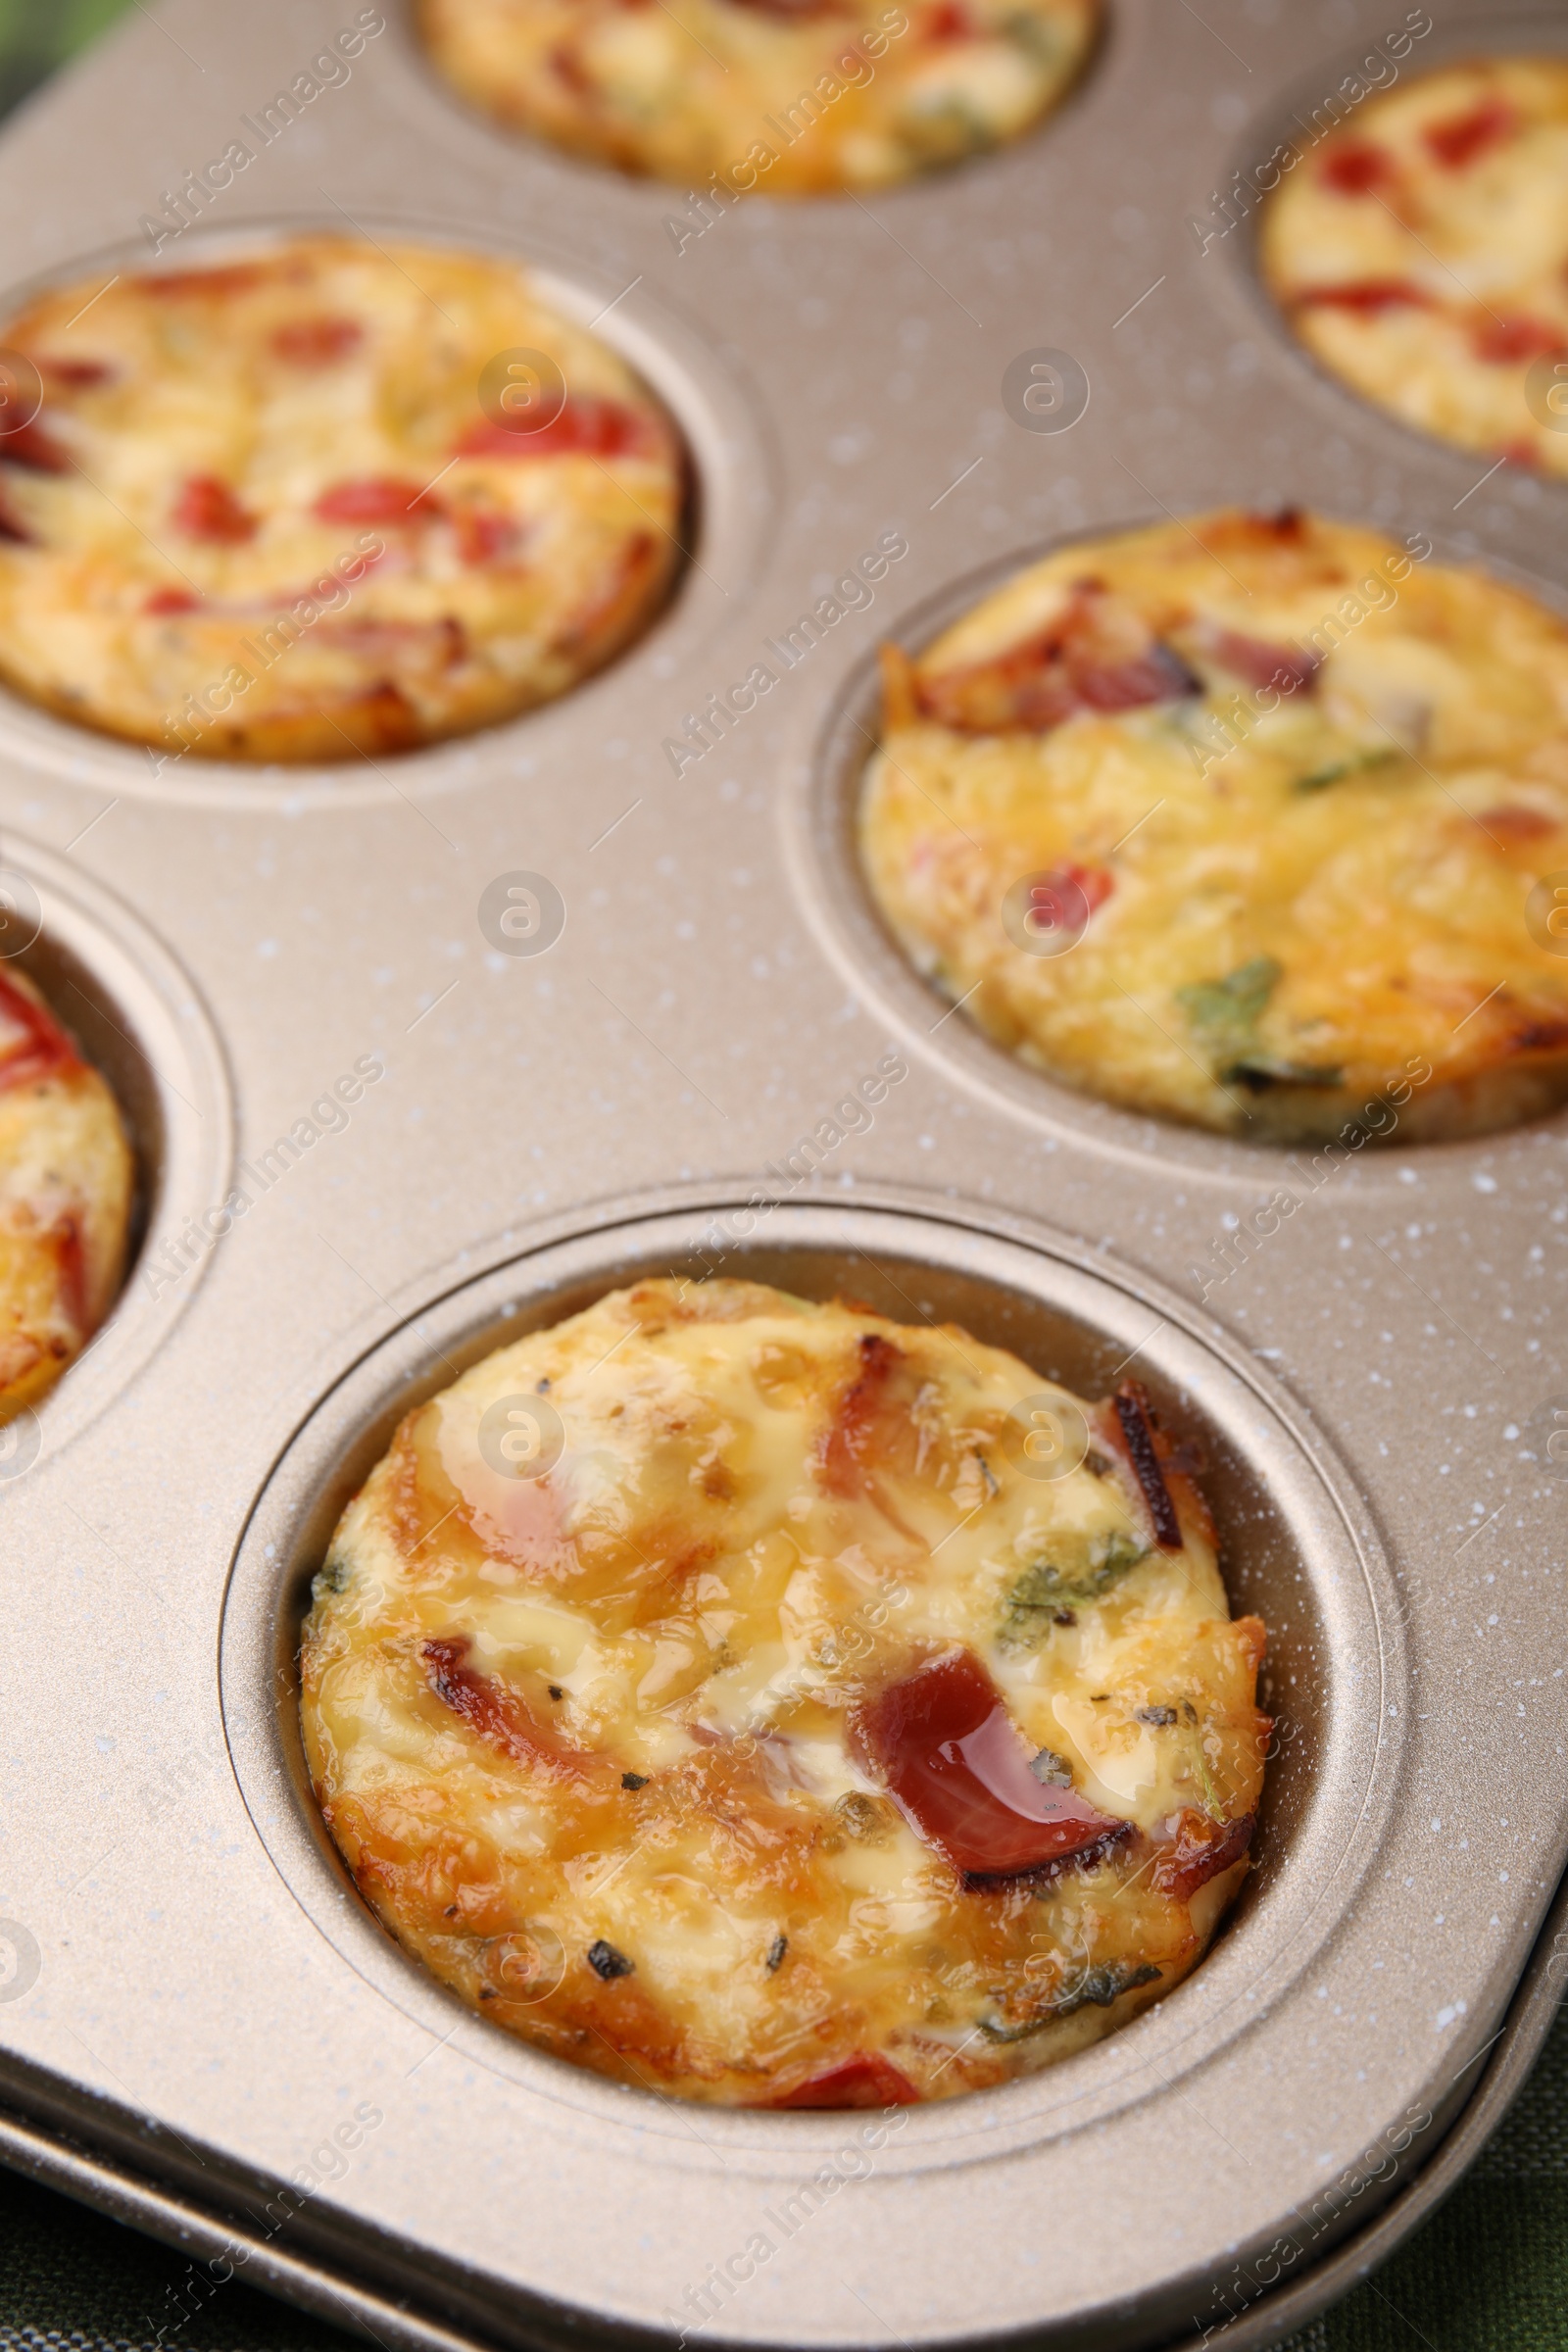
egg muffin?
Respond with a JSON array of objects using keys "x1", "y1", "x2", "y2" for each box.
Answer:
[
  {"x1": 416, "y1": 0, "x2": 1098, "y2": 196},
  {"x1": 301, "y1": 1277, "x2": 1269, "y2": 2107},
  {"x1": 0, "y1": 235, "x2": 685, "y2": 762},
  {"x1": 0, "y1": 966, "x2": 133, "y2": 1422},
  {"x1": 859, "y1": 508, "x2": 1568, "y2": 1143},
  {"x1": 1259, "y1": 57, "x2": 1568, "y2": 479}
]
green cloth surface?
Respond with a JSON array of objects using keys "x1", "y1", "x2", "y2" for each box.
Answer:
[
  {"x1": 0, "y1": 4, "x2": 1564, "y2": 2348},
  {"x1": 2, "y1": 2000, "x2": 1568, "y2": 2349}
]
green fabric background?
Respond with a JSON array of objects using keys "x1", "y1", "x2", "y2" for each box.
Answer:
[{"x1": 0, "y1": 5, "x2": 1562, "y2": 2347}]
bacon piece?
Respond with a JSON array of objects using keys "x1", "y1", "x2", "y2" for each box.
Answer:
[
  {"x1": 144, "y1": 587, "x2": 201, "y2": 614},
  {"x1": 423, "y1": 1638, "x2": 604, "y2": 1785},
  {"x1": 816, "y1": 1332, "x2": 904, "y2": 1498},
  {"x1": 38, "y1": 357, "x2": 115, "y2": 389},
  {"x1": 131, "y1": 264, "x2": 269, "y2": 299},
  {"x1": 0, "y1": 418, "x2": 69, "y2": 474},
  {"x1": 322, "y1": 614, "x2": 466, "y2": 668},
  {"x1": 0, "y1": 970, "x2": 81, "y2": 1092},
  {"x1": 1111, "y1": 1381, "x2": 1183, "y2": 1551},
  {"x1": 1509, "y1": 1015, "x2": 1568, "y2": 1054},
  {"x1": 455, "y1": 396, "x2": 665, "y2": 463},
  {"x1": 1471, "y1": 315, "x2": 1567, "y2": 367},
  {"x1": 851, "y1": 1649, "x2": 1128, "y2": 1882},
  {"x1": 174, "y1": 474, "x2": 258, "y2": 544},
  {"x1": 1319, "y1": 141, "x2": 1395, "y2": 197},
  {"x1": 1423, "y1": 96, "x2": 1515, "y2": 172},
  {"x1": 917, "y1": 581, "x2": 1199, "y2": 736},
  {"x1": 773, "y1": 2055, "x2": 920, "y2": 2108},
  {"x1": 548, "y1": 40, "x2": 594, "y2": 93},
  {"x1": 1252, "y1": 508, "x2": 1305, "y2": 545},
  {"x1": 1012, "y1": 862, "x2": 1115, "y2": 946},
  {"x1": 272, "y1": 316, "x2": 363, "y2": 367},
  {"x1": 1151, "y1": 1808, "x2": 1255, "y2": 1901},
  {"x1": 0, "y1": 488, "x2": 33, "y2": 544},
  {"x1": 726, "y1": 0, "x2": 841, "y2": 17},
  {"x1": 1205, "y1": 626, "x2": 1320, "y2": 697},
  {"x1": 1479, "y1": 803, "x2": 1558, "y2": 845},
  {"x1": 50, "y1": 1211, "x2": 88, "y2": 1339},
  {"x1": 1294, "y1": 279, "x2": 1432, "y2": 316},
  {"x1": 314, "y1": 477, "x2": 437, "y2": 526},
  {"x1": 923, "y1": 2, "x2": 974, "y2": 37}
]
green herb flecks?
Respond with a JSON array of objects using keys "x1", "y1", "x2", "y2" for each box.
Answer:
[
  {"x1": 1176, "y1": 956, "x2": 1281, "y2": 1064},
  {"x1": 1227, "y1": 1054, "x2": 1345, "y2": 1093},
  {"x1": 999, "y1": 1529, "x2": 1150, "y2": 1649},
  {"x1": 1003, "y1": 8, "x2": 1067, "y2": 63},
  {"x1": 1293, "y1": 748, "x2": 1399, "y2": 794},
  {"x1": 979, "y1": 1961, "x2": 1163, "y2": 2042},
  {"x1": 1174, "y1": 955, "x2": 1336, "y2": 1088}
]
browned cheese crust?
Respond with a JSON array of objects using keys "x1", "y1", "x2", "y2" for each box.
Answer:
[
  {"x1": 302, "y1": 1280, "x2": 1269, "y2": 2106},
  {"x1": 0, "y1": 236, "x2": 686, "y2": 761}
]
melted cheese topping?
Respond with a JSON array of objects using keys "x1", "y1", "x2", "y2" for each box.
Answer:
[
  {"x1": 859, "y1": 508, "x2": 1568, "y2": 1143},
  {"x1": 301, "y1": 1279, "x2": 1268, "y2": 2106},
  {"x1": 418, "y1": 0, "x2": 1097, "y2": 195},
  {"x1": 1260, "y1": 58, "x2": 1568, "y2": 477},
  {"x1": 0, "y1": 968, "x2": 132, "y2": 1421},
  {"x1": 0, "y1": 236, "x2": 685, "y2": 761}
]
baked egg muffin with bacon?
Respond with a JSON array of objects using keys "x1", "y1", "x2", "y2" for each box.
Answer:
[
  {"x1": 1260, "y1": 57, "x2": 1568, "y2": 478},
  {"x1": 301, "y1": 1277, "x2": 1268, "y2": 2107},
  {"x1": 860, "y1": 508, "x2": 1568, "y2": 1142},
  {"x1": 417, "y1": 0, "x2": 1099, "y2": 195},
  {"x1": 0, "y1": 966, "x2": 133, "y2": 1422},
  {"x1": 0, "y1": 235, "x2": 685, "y2": 760}
]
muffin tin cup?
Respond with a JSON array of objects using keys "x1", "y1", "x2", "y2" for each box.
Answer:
[
  {"x1": 0, "y1": 212, "x2": 773, "y2": 811},
  {"x1": 0, "y1": 828, "x2": 231, "y2": 1470},
  {"x1": 221, "y1": 1194, "x2": 1396, "y2": 2140},
  {"x1": 1, "y1": 1, "x2": 1564, "y2": 2347},
  {"x1": 790, "y1": 520, "x2": 1568, "y2": 1186}
]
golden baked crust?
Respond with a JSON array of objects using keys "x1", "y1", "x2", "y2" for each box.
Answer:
[
  {"x1": 300, "y1": 1278, "x2": 1268, "y2": 2107},
  {"x1": 859, "y1": 508, "x2": 1568, "y2": 1143},
  {"x1": 1259, "y1": 57, "x2": 1568, "y2": 478},
  {"x1": 417, "y1": 0, "x2": 1098, "y2": 195},
  {"x1": 0, "y1": 967, "x2": 133, "y2": 1421},
  {"x1": 0, "y1": 235, "x2": 685, "y2": 762}
]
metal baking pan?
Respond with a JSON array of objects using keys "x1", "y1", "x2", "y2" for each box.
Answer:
[{"x1": 1, "y1": 0, "x2": 1565, "y2": 2346}]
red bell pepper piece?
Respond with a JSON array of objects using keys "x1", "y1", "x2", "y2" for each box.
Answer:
[
  {"x1": 773, "y1": 2054, "x2": 920, "y2": 2108},
  {"x1": 173, "y1": 474, "x2": 257, "y2": 543},
  {"x1": 272, "y1": 316, "x2": 363, "y2": 367},
  {"x1": 1423, "y1": 97, "x2": 1515, "y2": 172},
  {"x1": 455, "y1": 395, "x2": 661, "y2": 462},
  {"x1": 1318, "y1": 141, "x2": 1395, "y2": 197},
  {"x1": 1295, "y1": 279, "x2": 1431, "y2": 315},
  {"x1": 313, "y1": 477, "x2": 435, "y2": 526},
  {"x1": 0, "y1": 969, "x2": 80, "y2": 1092},
  {"x1": 851, "y1": 1650, "x2": 1126, "y2": 1881}
]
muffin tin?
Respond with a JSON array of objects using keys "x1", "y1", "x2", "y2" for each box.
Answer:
[{"x1": 1, "y1": 1, "x2": 1566, "y2": 2346}]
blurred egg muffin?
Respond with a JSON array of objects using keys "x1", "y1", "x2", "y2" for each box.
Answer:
[
  {"x1": 0, "y1": 965, "x2": 132, "y2": 1421},
  {"x1": 417, "y1": 0, "x2": 1099, "y2": 195},
  {"x1": 860, "y1": 508, "x2": 1568, "y2": 1143},
  {"x1": 1260, "y1": 57, "x2": 1568, "y2": 477},
  {"x1": 301, "y1": 1277, "x2": 1268, "y2": 2107},
  {"x1": 0, "y1": 235, "x2": 685, "y2": 761}
]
